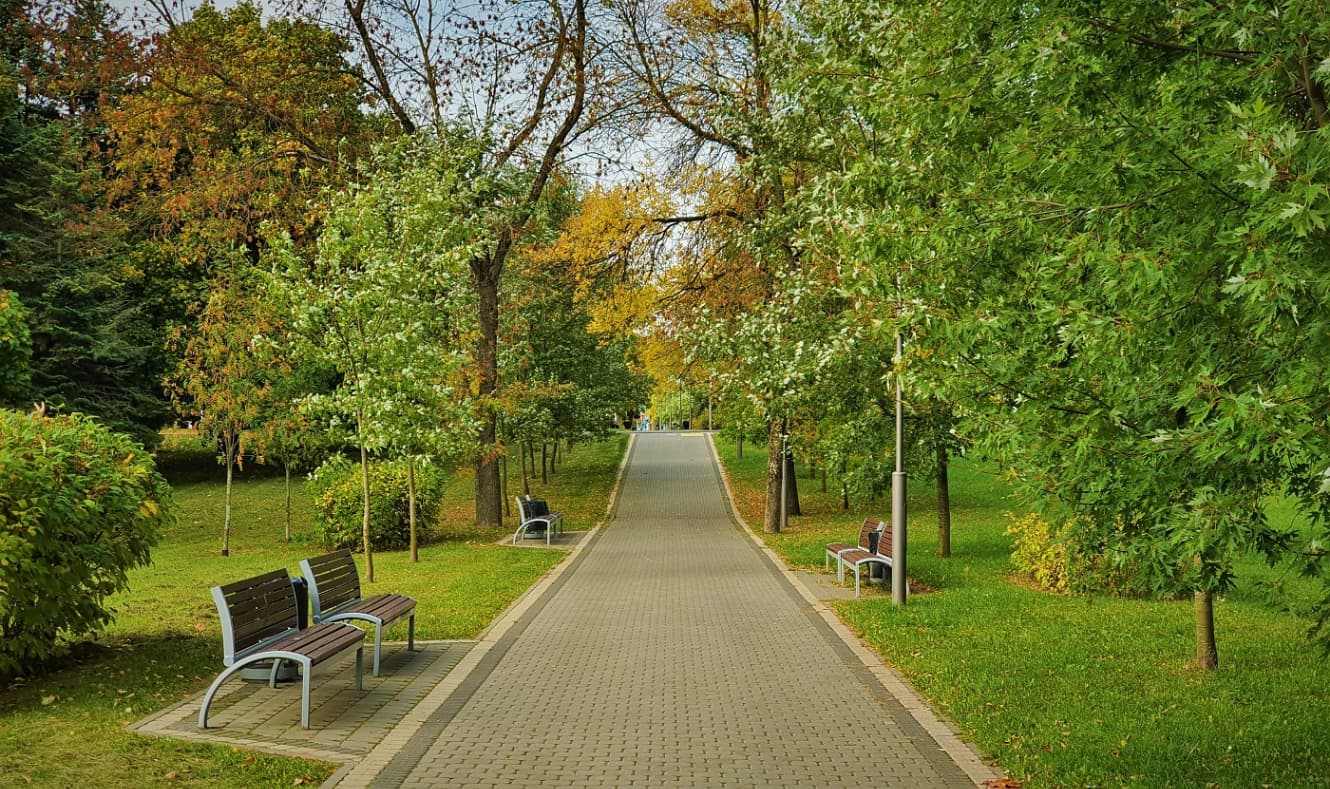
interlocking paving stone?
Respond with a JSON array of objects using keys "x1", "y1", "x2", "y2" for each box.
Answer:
[
  {"x1": 360, "y1": 433, "x2": 979, "y2": 787},
  {"x1": 129, "y1": 640, "x2": 472, "y2": 764}
]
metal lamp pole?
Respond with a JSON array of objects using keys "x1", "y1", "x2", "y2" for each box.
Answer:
[{"x1": 892, "y1": 293, "x2": 909, "y2": 606}]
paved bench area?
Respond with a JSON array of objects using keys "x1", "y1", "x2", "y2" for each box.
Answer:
[
  {"x1": 130, "y1": 641, "x2": 472, "y2": 764},
  {"x1": 342, "y1": 432, "x2": 990, "y2": 787}
]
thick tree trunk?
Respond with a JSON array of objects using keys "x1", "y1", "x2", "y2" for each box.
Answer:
[
  {"x1": 783, "y1": 443, "x2": 801, "y2": 516},
  {"x1": 937, "y1": 442, "x2": 952, "y2": 558},
  {"x1": 408, "y1": 457, "x2": 419, "y2": 563},
  {"x1": 1195, "y1": 588, "x2": 1218, "y2": 671},
  {"x1": 474, "y1": 269, "x2": 502, "y2": 528},
  {"x1": 764, "y1": 419, "x2": 782, "y2": 533}
]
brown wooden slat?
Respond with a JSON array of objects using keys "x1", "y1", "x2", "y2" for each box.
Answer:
[
  {"x1": 306, "y1": 551, "x2": 363, "y2": 611},
  {"x1": 217, "y1": 570, "x2": 300, "y2": 653},
  {"x1": 354, "y1": 594, "x2": 415, "y2": 621},
  {"x1": 265, "y1": 622, "x2": 364, "y2": 664}
]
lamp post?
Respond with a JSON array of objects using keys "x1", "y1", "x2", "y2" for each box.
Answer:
[{"x1": 892, "y1": 292, "x2": 908, "y2": 606}]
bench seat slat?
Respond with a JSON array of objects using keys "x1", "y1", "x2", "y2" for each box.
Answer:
[
  {"x1": 333, "y1": 593, "x2": 414, "y2": 622},
  {"x1": 271, "y1": 621, "x2": 367, "y2": 663}
]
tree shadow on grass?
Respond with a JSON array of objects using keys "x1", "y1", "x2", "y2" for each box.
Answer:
[{"x1": 2, "y1": 631, "x2": 217, "y2": 717}]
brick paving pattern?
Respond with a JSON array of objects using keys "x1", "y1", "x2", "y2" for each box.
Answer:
[
  {"x1": 362, "y1": 433, "x2": 976, "y2": 787},
  {"x1": 130, "y1": 641, "x2": 472, "y2": 764}
]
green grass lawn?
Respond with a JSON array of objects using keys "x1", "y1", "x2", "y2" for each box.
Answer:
[
  {"x1": 715, "y1": 435, "x2": 1330, "y2": 788},
  {"x1": 0, "y1": 433, "x2": 627, "y2": 788}
]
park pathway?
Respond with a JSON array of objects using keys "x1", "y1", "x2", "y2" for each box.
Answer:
[{"x1": 337, "y1": 432, "x2": 984, "y2": 787}]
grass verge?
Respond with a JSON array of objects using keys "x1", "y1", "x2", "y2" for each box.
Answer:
[
  {"x1": 0, "y1": 433, "x2": 628, "y2": 788},
  {"x1": 714, "y1": 435, "x2": 1330, "y2": 788}
]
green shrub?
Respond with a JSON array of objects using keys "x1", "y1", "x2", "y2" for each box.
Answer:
[
  {"x1": 1007, "y1": 512, "x2": 1158, "y2": 597},
  {"x1": 1007, "y1": 512, "x2": 1072, "y2": 592},
  {"x1": 0, "y1": 410, "x2": 171, "y2": 677},
  {"x1": 307, "y1": 457, "x2": 444, "y2": 551}
]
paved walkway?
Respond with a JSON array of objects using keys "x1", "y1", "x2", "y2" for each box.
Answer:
[
  {"x1": 133, "y1": 432, "x2": 996, "y2": 786},
  {"x1": 338, "y1": 432, "x2": 989, "y2": 787}
]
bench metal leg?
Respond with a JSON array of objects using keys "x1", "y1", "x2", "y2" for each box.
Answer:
[{"x1": 408, "y1": 615, "x2": 416, "y2": 653}]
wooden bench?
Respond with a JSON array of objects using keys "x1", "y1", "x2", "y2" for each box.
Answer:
[
  {"x1": 512, "y1": 496, "x2": 563, "y2": 545},
  {"x1": 825, "y1": 518, "x2": 884, "y2": 583},
  {"x1": 837, "y1": 522, "x2": 907, "y2": 597},
  {"x1": 199, "y1": 569, "x2": 365, "y2": 729},
  {"x1": 301, "y1": 550, "x2": 416, "y2": 677}
]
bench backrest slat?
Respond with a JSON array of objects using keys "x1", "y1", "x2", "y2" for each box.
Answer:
[
  {"x1": 303, "y1": 549, "x2": 363, "y2": 614},
  {"x1": 876, "y1": 525, "x2": 894, "y2": 558},
  {"x1": 527, "y1": 498, "x2": 551, "y2": 518},
  {"x1": 858, "y1": 518, "x2": 884, "y2": 551},
  {"x1": 211, "y1": 569, "x2": 299, "y2": 665}
]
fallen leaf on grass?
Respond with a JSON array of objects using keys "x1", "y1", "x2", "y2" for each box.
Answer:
[
  {"x1": 983, "y1": 780, "x2": 1022, "y2": 789},
  {"x1": 293, "y1": 778, "x2": 310, "y2": 786},
  {"x1": 40, "y1": 695, "x2": 56, "y2": 705},
  {"x1": 165, "y1": 771, "x2": 178, "y2": 780},
  {"x1": 243, "y1": 757, "x2": 257, "y2": 767}
]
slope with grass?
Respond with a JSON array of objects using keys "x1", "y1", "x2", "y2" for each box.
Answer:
[
  {"x1": 0, "y1": 433, "x2": 628, "y2": 787},
  {"x1": 714, "y1": 435, "x2": 1330, "y2": 788}
]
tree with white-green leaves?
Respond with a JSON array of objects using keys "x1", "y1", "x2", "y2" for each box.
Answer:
[
  {"x1": 685, "y1": 265, "x2": 857, "y2": 530},
  {"x1": 268, "y1": 133, "x2": 488, "y2": 580},
  {"x1": 785, "y1": 0, "x2": 1330, "y2": 669}
]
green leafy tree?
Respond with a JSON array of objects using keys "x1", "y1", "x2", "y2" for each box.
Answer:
[
  {"x1": 787, "y1": 0, "x2": 1330, "y2": 668},
  {"x1": 269, "y1": 133, "x2": 488, "y2": 580}
]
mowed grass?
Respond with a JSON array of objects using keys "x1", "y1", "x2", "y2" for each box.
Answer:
[
  {"x1": 0, "y1": 433, "x2": 628, "y2": 788},
  {"x1": 714, "y1": 435, "x2": 1330, "y2": 788}
]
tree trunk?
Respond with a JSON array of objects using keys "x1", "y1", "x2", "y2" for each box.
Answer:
[
  {"x1": 502, "y1": 449, "x2": 510, "y2": 517},
  {"x1": 408, "y1": 457, "x2": 419, "y2": 563},
  {"x1": 737, "y1": 433, "x2": 743, "y2": 459},
  {"x1": 222, "y1": 433, "x2": 233, "y2": 557},
  {"x1": 521, "y1": 441, "x2": 530, "y2": 496},
  {"x1": 783, "y1": 443, "x2": 801, "y2": 516},
  {"x1": 541, "y1": 442, "x2": 548, "y2": 485},
  {"x1": 284, "y1": 464, "x2": 292, "y2": 543},
  {"x1": 358, "y1": 424, "x2": 374, "y2": 583},
  {"x1": 1195, "y1": 587, "x2": 1218, "y2": 671},
  {"x1": 764, "y1": 419, "x2": 782, "y2": 533},
  {"x1": 473, "y1": 266, "x2": 503, "y2": 528},
  {"x1": 820, "y1": 464, "x2": 827, "y2": 494},
  {"x1": 937, "y1": 442, "x2": 952, "y2": 558}
]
